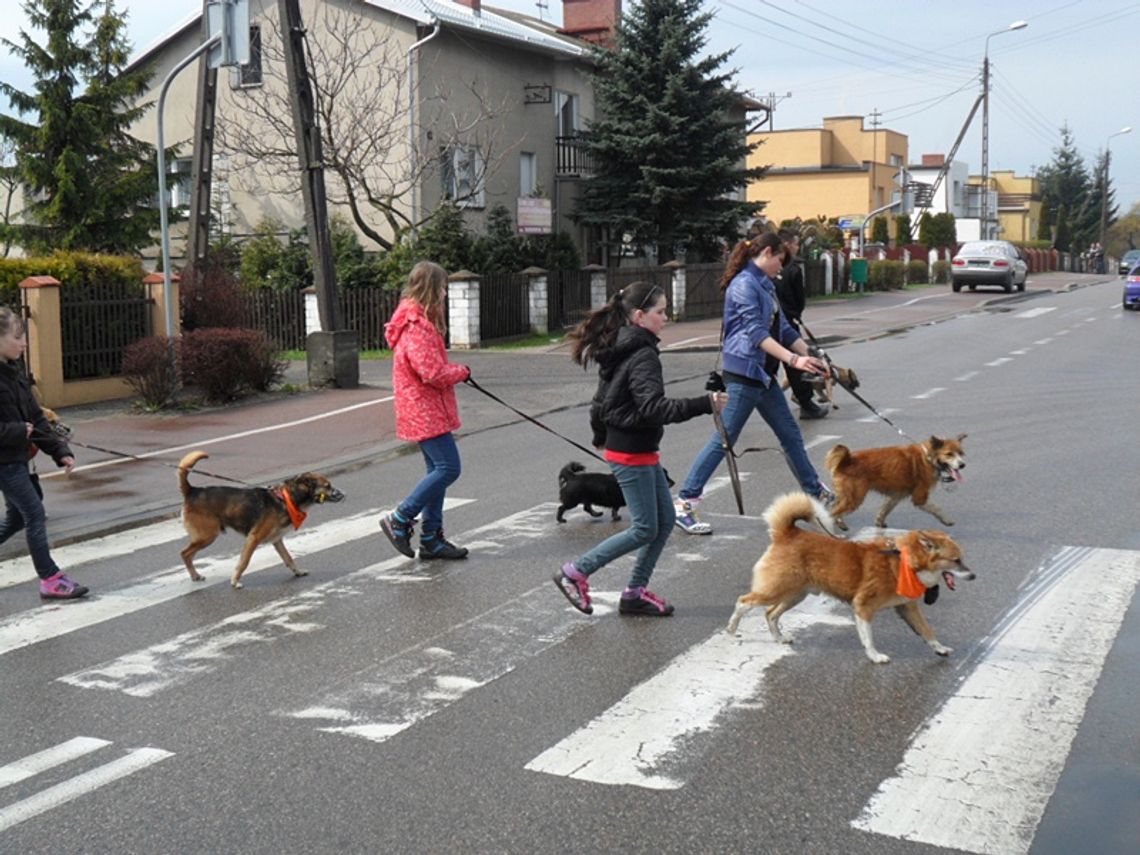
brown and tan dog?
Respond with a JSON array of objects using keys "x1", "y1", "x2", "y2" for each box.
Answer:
[
  {"x1": 780, "y1": 364, "x2": 859, "y2": 410},
  {"x1": 825, "y1": 434, "x2": 966, "y2": 531},
  {"x1": 177, "y1": 451, "x2": 344, "y2": 589},
  {"x1": 726, "y1": 492, "x2": 974, "y2": 663}
]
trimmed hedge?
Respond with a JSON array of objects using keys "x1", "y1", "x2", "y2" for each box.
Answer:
[
  {"x1": 180, "y1": 328, "x2": 286, "y2": 403},
  {"x1": 0, "y1": 252, "x2": 143, "y2": 308}
]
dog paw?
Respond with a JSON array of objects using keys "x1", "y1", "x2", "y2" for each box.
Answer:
[
  {"x1": 867, "y1": 651, "x2": 891, "y2": 664},
  {"x1": 776, "y1": 635, "x2": 793, "y2": 645},
  {"x1": 835, "y1": 519, "x2": 850, "y2": 532},
  {"x1": 231, "y1": 580, "x2": 244, "y2": 589},
  {"x1": 292, "y1": 569, "x2": 309, "y2": 577},
  {"x1": 932, "y1": 643, "x2": 952, "y2": 656}
]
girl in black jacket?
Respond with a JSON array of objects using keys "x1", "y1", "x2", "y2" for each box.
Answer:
[
  {"x1": 0, "y1": 307, "x2": 88, "y2": 599},
  {"x1": 553, "y1": 282, "x2": 727, "y2": 616}
]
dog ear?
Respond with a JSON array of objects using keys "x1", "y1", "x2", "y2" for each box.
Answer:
[
  {"x1": 917, "y1": 532, "x2": 937, "y2": 552},
  {"x1": 929, "y1": 436, "x2": 943, "y2": 449},
  {"x1": 956, "y1": 432, "x2": 967, "y2": 442}
]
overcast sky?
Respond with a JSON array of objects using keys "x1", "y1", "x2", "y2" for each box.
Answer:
[{"x1": 3, "y1": 0, "x2": 1138, "y2": 217}]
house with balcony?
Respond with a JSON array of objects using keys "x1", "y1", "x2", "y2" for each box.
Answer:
[
  {"x1": 973, "y1": 169, "x2": 1041, "y2": 243},
  {"x1": 747, "y1": 115, "x2": 909, "y2": 234},
  {"x1": 123, "y1": 0, "x2": 615, "y2": 264},
  {"x1": 906, "y1": 153, "x2": 988, "y2": 241}
]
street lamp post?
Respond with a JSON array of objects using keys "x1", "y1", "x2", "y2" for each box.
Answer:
[
  {"x1": 1100, "y1": 126, "x2": 1132, "y2": 247},
  {"x1": 981, "y1": 20, "x2": 1027, "y2": 240}
]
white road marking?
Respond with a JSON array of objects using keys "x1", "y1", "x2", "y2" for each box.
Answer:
[
  {"x1": 0, "y1": 518, "x2": 187, "y2": 591},
  {"x1": 910, "y1": 387, "x2": 945, "y2": 400},
  {"x1": 985, "y1": 357, "x2": 1012, "y2": 366},
  {"x1": 1034, "y1": 337, "x2": 1053, "y2": 345},
  {"x1": 1013, "y1": 307, "x2": 1056, "y2": 319},
  {"x1": 1055, "y1": 329, "x2": 1070, "y2": 335},
  {"x1": 0, "y1": 501, "x2": 472, "y2": 657},
  {"x1": 857, "y1": 408, "x2": 897, "y2": 423},
  {"x1": 852, "y1": 546, "x2": 1140, "y2": 855},
  {"x1": 525, "y1": 599, "x2": 847, "y2": 790},
  {"x1": 0, "y1": 746, "x2": 172, "y2": 832},
  {"x1": 954, "y1": 371, "x2": 979, "y2": 382},
  {"x1": 1010, "y1": 349, "x2": 1029, "y2": 355},
  {"x1": 803, "y1": 434, "x2": 841, "y2": 451},
  {"x1": 40, "y1": 396, "x2": 395, "y2": 479},
  {"x1": 0, "y1": 737, "x2": 111, "y2": 789},
  {"x1": 662, "y1": 335, "x2": 719, "y2": 349},
  {"x1": 284, "y1": 504, "x2": 605, "y2": 742}
]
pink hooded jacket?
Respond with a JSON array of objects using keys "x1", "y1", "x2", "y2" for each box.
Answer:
[{"x1": 385, "y1": 298, "x2": 468, "y2": 442}]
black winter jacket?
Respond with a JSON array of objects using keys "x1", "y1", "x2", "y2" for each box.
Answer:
[
  {"x1": 588, "y1": 325, "x2": 712, "y2": 454},
  {"x1": 774, "y1": 256, "x2": 805, "y2": 325},
  {"x1": 0, "y1": 361, "x2": 72, "y2": 466}
]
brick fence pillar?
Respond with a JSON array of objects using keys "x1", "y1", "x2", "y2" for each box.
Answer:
[
  {"x1": 664, "y1": 260, "x2": 685, "y2": 320},
  {"x1": 448, "y1": 271, "x2": 480, "y2": 349},
  {"x1": 142, "y1": 271, "x2": 181, "y2": 337},
  {"x1": 585, "y1": 264, "x2": 608, "y2": 309},
  {"x1": 522, "y1": 266, "x2": 548, "y2": 334}
]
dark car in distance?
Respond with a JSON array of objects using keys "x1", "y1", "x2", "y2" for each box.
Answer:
[
  {"x1": 1123, "y1": 264, "x2": 1140, "y2": 311},
  {"x1": 1119, "y1": 249, "x2": 1140, "y2": 276}
]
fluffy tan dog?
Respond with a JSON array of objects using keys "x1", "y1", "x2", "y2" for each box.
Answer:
[
  {"x1": 825, "y1": 434, "x2": 966, "y2": 531},
  {"x1": 726, "y1": 492, "x2": 974, "y2": 664}
]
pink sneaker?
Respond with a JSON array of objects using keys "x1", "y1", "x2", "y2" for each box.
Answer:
[
  {"x1": 553, "y1": 562, "x2": 592, "y2": 614},
  {"x1": 619, "y1": 587, "x2": 674, "y2": 616},
  {"x1": 39, "y1": 572, "x2": 89, "y2": 601}
]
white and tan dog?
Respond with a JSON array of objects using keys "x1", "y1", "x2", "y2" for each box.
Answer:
[{"x1": 726, "y1": 492, "x2": 974, "y2": 663}]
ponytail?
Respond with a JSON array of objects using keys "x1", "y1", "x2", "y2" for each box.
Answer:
[
  {"x1": 719, "y1": 231, "x2": 784, "y2": 290},
  {"x1": 569, "y1": 280, "x2": 662, "y2": 367}
]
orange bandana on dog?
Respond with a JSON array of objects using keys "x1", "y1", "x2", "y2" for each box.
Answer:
[
  {"x1": 896, "y1": 548, "x2": 926, "y2": 599},
  {"x1": 274, "y1": 488, "x2": 307, "y2": 530}
]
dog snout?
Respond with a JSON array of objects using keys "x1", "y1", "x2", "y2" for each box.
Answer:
[
  {"x1": 955, "y1": 562, "x2": 975, "y2": 580},
  {"x1": 324, "y1": 487, "x2": 345, "y2": 503}
]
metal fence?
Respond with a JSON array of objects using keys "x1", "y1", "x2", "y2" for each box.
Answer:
[
  {"x1": 239, "y1": 289, "x2": 306, "y2": 351},
  {"x1": 547, "y1": 268, "x2": 593, "y2": 331},
  {"x1": 479, "y1": 272, "x2": 532, "y2": 341},
  {"x1": 60, "y1": 281, "x2": 152, "y2": 380},
  {"x1": 683, "y1": 262, "x2": 723, "y2": 320},
  {"x1": 607, "y1": 266, "x2": 673, "y2": 316},
  {"x1": 338, "y1": 287, "x2": 400, "y2": 350}
]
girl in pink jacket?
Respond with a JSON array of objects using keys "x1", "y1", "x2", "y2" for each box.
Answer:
[{"x1": 379, "y1": 262, "x2": 471, "y2": 560}]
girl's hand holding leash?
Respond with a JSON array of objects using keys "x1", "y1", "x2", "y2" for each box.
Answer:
[
  {"x1": 709, "y1": 391, "x2": 729, "y2": 413},
  {"x1": 788, "y1": 353, "x2": 828, "y2": 377}
]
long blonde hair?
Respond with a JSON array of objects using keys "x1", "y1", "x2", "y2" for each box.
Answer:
[{"x1": 402, "y1": 261, "x2": 449, "y2": 335}]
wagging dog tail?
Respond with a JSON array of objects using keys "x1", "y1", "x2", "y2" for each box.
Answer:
[
  {"x1": 559, "y1": 461, "x2": 587, "y2": 488},
  {"x1": 763, "y1": 492, "x2": 841, "y2": 540},
  {"x1": 178, "y1": 450, "x2": 210, "y2": 497},
  {"x1": 825, "y1": 444, "x2": 850, "y2": 474}
]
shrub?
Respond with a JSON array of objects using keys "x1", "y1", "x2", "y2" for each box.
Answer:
[
  {"x1": 932, "y1": 260, "x2": 951, "y2": 284},
  {"x1": 239, "y1": 218, "x2": 313, "y2": 291},
  {"x1": 179, "y1": 261, "x2": 246, "y2": 331},
  {"x1": 868, "y1": 260, "x2": 905, "y2": 289},
  {"x1": 905, "y1": 259, "x2": 929, "y2": 284},
  {"x1": 181, "y1": 328, "x2": 284, "y2": 402},
  {"x1": 121, "y1": 336, "x2": 179, "y2": 409}
]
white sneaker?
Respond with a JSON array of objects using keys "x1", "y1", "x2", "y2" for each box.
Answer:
[{"x1": 674, "y1": 498, "x2": 712, "y2": 535}]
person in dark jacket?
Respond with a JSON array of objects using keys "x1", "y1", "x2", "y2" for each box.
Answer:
[
  {"x1": 775, "y1": 229, "x2": 828, "y2": 420},
  {"x1": 0, "y1": 306, "x2": 88, "y2": 599},
  {"x1": 553, "y1": 281, "x2": 727, "y2": 617}
]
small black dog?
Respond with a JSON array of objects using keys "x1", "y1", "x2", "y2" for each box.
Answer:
[{"x1": 557, "y1": 461, "x2": 625, "y2": 523}]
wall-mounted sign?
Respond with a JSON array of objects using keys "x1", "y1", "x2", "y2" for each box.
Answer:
[
  {"x1": 518, "y1": 197, "x2": 553, "y2": 235},
  {"x1": 837, "y1": 215, "x2": 867, "y2": 231}
]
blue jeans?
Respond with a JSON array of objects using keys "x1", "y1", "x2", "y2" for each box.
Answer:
[
  {"x1": 0, "y1": 462, "x2": 60, "y2": 579},
  {"x1": 575, "y1": 462, "x2": 673, "y2": 589},
  {"x1": 397, "y1": 432, "x2": 461, "y2": 534},
  {"x1": 679, "y1": 380, "x2": 823, "y2": 501}
]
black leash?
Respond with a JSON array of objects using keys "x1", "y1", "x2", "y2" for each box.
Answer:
[
  {"x1": 798, "y1": 320, "x2": 917, "y2": 443},
  {"x1": 463, "y1": 377, "x2": 606, "y2": 464},
  {"x1": 30, "y1": 428, "x2": 261, "y2": 488}
]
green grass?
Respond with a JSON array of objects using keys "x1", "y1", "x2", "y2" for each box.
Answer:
[
  {"x1": 482, "y1": 332, "x2": 566, "y2": 351},
  {"x1": 279, "y1": 349, "x2": 390, "y2": 360}
]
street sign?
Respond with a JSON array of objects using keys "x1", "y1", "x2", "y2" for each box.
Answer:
[
  {"x1": 837, "y1": 215, "x2": 866, "y2": 231},
  {"x1": 206, "y1": 0, "x2": 250, "y2": 69}
]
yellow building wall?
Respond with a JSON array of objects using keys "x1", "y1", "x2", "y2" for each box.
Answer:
[{"x1": 991, "y1": 170, "x2": 1041, "y2": 243}]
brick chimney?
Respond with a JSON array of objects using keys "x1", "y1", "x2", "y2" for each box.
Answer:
[
  {"x1": 921, "y1": 153, "x2": 946, "y2": 167},
  {"x1": 560, "y1": 0, "x2": 621, "y2": 46},
  {"x1": 454, "y1": 0, "x2": 481, "y2": 13}
]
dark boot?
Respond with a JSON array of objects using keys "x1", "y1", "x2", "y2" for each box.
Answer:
[{"x1": 419, "y1": 530, "x2": 468, "y2": 560}]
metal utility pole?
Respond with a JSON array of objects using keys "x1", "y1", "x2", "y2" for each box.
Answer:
[
  {"x1": 980, "y1": 20, "x2": 1027, "y2": 240},
  {"x1": 186, "y1": 45, "x2": 219, "y2": 270},
  {"x1": 277, "y1": 0, "x2": 338, "y2": 331},
  {"x1": 1100, "y1": 127, "x2": 1132, "y2": 246}
]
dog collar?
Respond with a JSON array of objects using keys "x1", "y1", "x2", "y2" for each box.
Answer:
[
  {"x1": 273, "y1": 487, "x2": 307, "y2": 530},
  {"x1": 895, "y1": 547, "x2": 926, "y2": 600}
]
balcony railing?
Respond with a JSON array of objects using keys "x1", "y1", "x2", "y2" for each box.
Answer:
[{"x1": 556, "y1": 135, "x2": 594, "y2": 178}]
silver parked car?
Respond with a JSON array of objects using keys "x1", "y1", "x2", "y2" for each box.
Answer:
[{"x1": 950, "y1": 240, "x2": 1028, "y2": 293}]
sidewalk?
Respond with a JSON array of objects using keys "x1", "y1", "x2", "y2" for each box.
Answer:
[{"x1": 7, "y1": 271, "x2": 1110, "y2": 553}]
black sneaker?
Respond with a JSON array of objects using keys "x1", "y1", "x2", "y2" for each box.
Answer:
[
  {"x1": 380, "y1": 513, "x2": 416, "y2": 558},
  {"x1": 618, "y1": 587, "x2": 674, "y2": 616},
  {"x1": 419, "y1": 531, "x2": 468, "y2": 560},
  {"x1": 799, "y1": 401, "x2": 829, "y2": 420}
]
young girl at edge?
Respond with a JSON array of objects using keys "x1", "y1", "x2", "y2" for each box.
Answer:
[
  {"x1": 553, "y1": 281, "x2": 728, "y2": 617},
  {"x1": 0, "y1": 307, "x2": 88, "y2": 599},
  {"x1": 379, "y1": 262, "x2": 471, "y2": 561}
]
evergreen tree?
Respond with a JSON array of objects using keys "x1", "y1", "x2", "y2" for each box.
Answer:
[
  {"x1": 0, "y1": 0, "x2": 157, "y2": 253},
  {"x1": 575, "y1": 0, "x2": 764, "y2": 262},
  {"x1": 894, "y1": 213, "x2": 912, "y2": 245},
  {"x1": 1036, "y1": 197, "x2": 1052, "y2": 243},
  {"x1": 1036, "y1": 125, "x2": 1092, "y2": 252},
  {"x1": 870, "y1": 216, "x2": 889, "y2": 245}
]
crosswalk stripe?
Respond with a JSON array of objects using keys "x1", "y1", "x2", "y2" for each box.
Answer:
[
  {"x1": 0, "y1": 737, "x2": 110, "y2": 789},
  {"x1": 0, "y1": 500, "x2": 473, "y2": 657},
  {"x1": 851, "y1": 546, "x2": 1140, "y2": 855},
  {"x1": 1014, "y1": 307, "x2": 1056, "y2": 318},
  {"x1": 0, "y1": 518, "x2": 187, "y2": 591},
  {"x1": 524, "y1": 598, "x2": 847, "y2": 789},
  {"x1": 0, "y1": 747, "x2": 173, "y2": 833}
]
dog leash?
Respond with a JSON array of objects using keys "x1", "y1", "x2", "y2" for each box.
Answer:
[
  {"x1": 798, "y1": 320, "x2": 917, "y2": 443},
  {"x1": 29, "y1": 428, "x2": 261, "y2": 488},
  {"x1": 463, "y1": 377, "x2": 606, "y2": 464}
]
